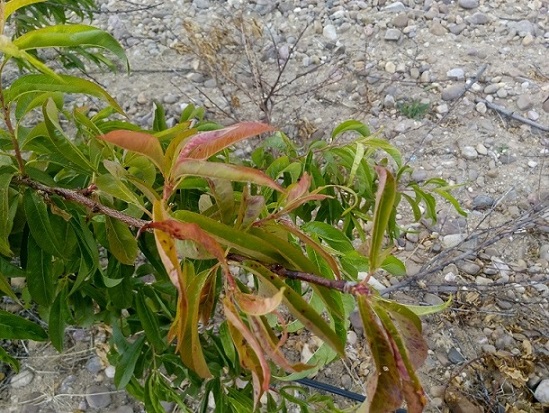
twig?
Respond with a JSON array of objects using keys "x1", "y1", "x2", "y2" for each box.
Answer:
[
  {"x1": 15, "y1": 177, "x2": 149, "y2": 229},
  {"x1": 475, "y1": 98, "x2": 549, "y2": 132}
]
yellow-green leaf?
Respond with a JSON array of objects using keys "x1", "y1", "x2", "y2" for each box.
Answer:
[{"x1": 105, "y1": 216, "x2": 138, "y2": 265}]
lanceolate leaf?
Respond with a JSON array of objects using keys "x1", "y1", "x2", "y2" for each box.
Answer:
[
  {"x1": 247, "y1": 262, "x2": 345, "y2": 357},
  {"x1": 13, "y1": 24, "x2": 129, "y2": 71},
  {"x1": 105, "y1": 216, "x2": 138, "y2": 265},
  {"x1": 23, "y1": 190, "x2": 65, "y2": 257},
  {"x1": 135, "y1": 292, "x2": 166, "y2": 352},
  {"x1": 0, "y1": 171, "x2": 17, "y2": 256},
  {"x1": 177, "y1": 122, "x2": 275, "y2": 160},
  {"x1": 374, "y1": 301, "x2": 427, "y2": 412},
  {"x1": 370, "y1": 167, "x2": 397, "y2": 271},
  {"x1": 171, "y1": 160, "x2": 284, "y2": 193},
  {"x1": 49, "y1": 287, "x2": 70, "y2": 351},
  {"x1": 234, "y1": 288, "x2": 285, "y2": 316},
  {"x1": 100, "y1": 130, "x2": 165, "y2": 172},
  {"x1": 171, "y1": 263, "x2": 212, "y2": 379},
  {"x1": 26, "y1": 236, "x2": 55, "y2": 306},
  {"x1": 3, "y1": 74, "x2": 123, "y2": 113},
  {"x1": 224, "y1": 297, "x2": 271, "y2": 408},
  {"x1": 145, "y1": 219, "x2": 228, "y2": 277},
  {"x1": 3, "y1": 0, "x2": 46, "y2": 19},
  {"x1": 115, "y1": 335, "x2": 146, "y2": 389},
  {"x1": 331, "y1": 119, "x2": 370, "y2": 141},
  {"x1": 356, "y1": 296, "x2": 403, "y2": 413},
  {"x1": 0, "y1": 310, "x2": 48, "y2": 341}
]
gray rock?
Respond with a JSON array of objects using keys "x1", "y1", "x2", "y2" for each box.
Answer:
[
  {"x1": 510, "y1": 20, "x2": 535, "y2": 37},
  {"x1": 441, "y1": 84, "x2": 465, "y2": 101},
  {"x1": 447, "y1": 347, "x2": 466, "y2": 364},
  {"x1": 475, "y1": 276, "x2": 493, "y2": 285},
  {"x1": 384, "y1": 28, "x2": 402, "y2": 41},
  {"x1": 114, "y1": 406, "x2": 135, "y2": 413},
  {"x1": 495, "y1": 333, "x2": 516, "y2": 350},
  {"x1": 516, "y1": 94, "x2": 533, "y2": 111},
  {"x1": 543, "y1": 97, "x2": 549, "y2": 113},
  {"x1": 441, "y1": 234, "x2": 465, "y2": 248},
  {"x1": 534, "y1": 379, "x2": 549, "y2": 403},
  {"x1": 86, "y1": 385, "x2": 112, "y2": 409},
  {"x1": 323, "y1": 24, "x2": 337, "y2": 42},
  {"x1": 383, "y1": 2, "x2": 407, "y2": 12},
  {"x1": 411, "y1": 169, "x2": 428, "y2": 182},
  {"x1": 449, "y1": 23, "x2": 467, "y2": 35},
  {"x1": 484, "y1": 84, "x2": 500, "y2": 94},
  {"x1": 460, "y1": 145, "x2": 478, "y2": 160},
  {"x1": 472, "y1": 194, "x2": 495, "y2": 210},
  {"x1": 424, "y1": 293, "x2": 444, "y2": 306},
  {"x1": 539, "y1": 244, "x2": 549, "y2": 261},
  {"x1": 86, "y1": 356, "x2": 103, "y2": 374},
  {"x1": 10, "y1": 369, "x2": 34, "y2": 389},
  {"x1": 447, "y1": 68, "x2": 465, "y2": 80},
  {"x1": 499, "y1": 154, "x2": 516, "y2": 164},
  {"x1": 193, "y1": 0, "x2": 210, "y2": 9},
  {"x1": 392, "y1": 14, "x2": 409, "y2": 28},
  {"x1": 430, "y1": 22, "x2": 447, "y2": 36},
  {"x1": 458, "y1": 0, "x2": 479, "y2": 9},
  {"x1": 459, "y1": 260, "x2": 481, "y2": 275},
  {"x1": 468, "y1": 12, "x2": 488, "y2": 25}
]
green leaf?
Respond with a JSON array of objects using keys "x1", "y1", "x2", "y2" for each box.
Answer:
[
  {"x1": 433, "y1": 188, "x2": 467, "y2": 217},
  {"x1": 369, "y1": 167, "x2": 397, "y2": 271},
  {"x1": 152, "y1": 101, "x2": 168, "y2": 132},
  {"x1": 26, "y1": 236, "x2": 55, "y2": 306},
  {"x1": 379, "y1": 296, "x2": 452, "y2": 317},
  {"x1": 23, "y1": 190, "x2": 65, "y2": 257},
  {"x1": 302, "y1": 221, "x2": 354, "y2": 253},
  {"x1": 3, "y1": 74, "x2": 124, "y2": 114},
  {"x1": 0, "y1": 309, "x2": 48, "y2": 341},
  {"x1": 172, "y1": 160, "x2": 284, "y2": 193},
  {"x1": 100, "y1": 130, "x2": 165, "y2": 172},
  {"x1": 135, "y1": 292, "x2": 166, "y2": 352},
  {"x1": 173, "y1": 210, "x2": 286, "y2": 265},
  {"x1": 42, "y1": 99, "x2": 97, "y2": 173},
  {"x1": 144, "y1": 373, "x2": 165, "y2": 413},
  {"x1": 0, "y1": 345, "x2": 20, "y2": 373},
  {"x1": 105, "y1": 217, "x2": 138, "y2": 265},
  {"x1": 49, "y1": 287, "x2": 69, "y2": 351},
  {"x1": 381, "y1": 256, "x2": 406, "y2": 277},
  {"x1": 13, "y1": 24, "x2": 129, "y2": 72},
  {"x1": 0, "y1": 171, "x2": 17, "y2": 256},
  {"x1": 15, "y1": 91, "x2": 63, "y2": 120},
  {"x1": 331, "y1": 119, "x2": 370, "y2": 141},
  {"x1": 3, "y1": 0, "x2": 46, "y2": 19},
  {"x1": 115, "y1": 335, "x2": 145, "y2": 389}
]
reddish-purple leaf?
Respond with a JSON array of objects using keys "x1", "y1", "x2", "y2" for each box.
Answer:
[
  {"x1": 356, "y1": 295, "x2": 403, "y2": 413},
  {"x1": 99, "y1": 130, "x2": 165, "y2": 172},
  {"x1": 286, "y1": 173, "x2": 312, "y2": 203},
  {"x1": 145, "y1": 218, "x2": 229, "y2": 277},
  {"x1": 171, "y1": 159, "x2": 284, "y2": 192},
  {"x1": 178, "y1": 122, "x2": 276, "y2": 160}
]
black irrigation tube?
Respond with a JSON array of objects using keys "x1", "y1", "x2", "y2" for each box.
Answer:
[{"x1": 294, "y1": 378, "x2": 408, "y2": 412}]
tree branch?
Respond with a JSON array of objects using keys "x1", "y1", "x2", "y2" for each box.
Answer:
[{"x1": 15, "y1": 176, "x2": 150, "y2": 228}]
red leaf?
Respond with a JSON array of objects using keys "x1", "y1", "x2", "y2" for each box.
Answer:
[
  {"x1": 99, "y1": 130, "x2": 165, "y2": 172},
  {"x1": 178, "y1": 122, "x2": 276, "y2": 160}
]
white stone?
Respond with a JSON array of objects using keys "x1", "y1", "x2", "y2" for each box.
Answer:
[
  {"x1": 534, "y1": 379, "x2": 549, "y2": 403},
  {"x1": 461, "y1": 146, "x2": 478, "y2": 160},
  {"x1": 476, "y1": 143, "x2": 488, "y2": 155},
  {"x1": 528, "y1": 160, "x2": 538, "y2": 168},
  {"x1": 105, "y1": 365, "x2": 116, "y2": 379},
  {"x1": 322, "y1": 24, "x2": 337, "y2": 42},
  {"x1": 447, "y1": 68, "x2": 465, "y2": 80},
  {"x1": 441, "y1": 234, "x2": 465, "y2": 249},
  {"x1": 385, "y1": 61, "x2": 396, "y2": 73},
  {"x1": 10, "y1": 369, "x2": 34, "y2": 389},
  {"x1": 475, "y1": 102, "x2": 487, "y2": 114}
]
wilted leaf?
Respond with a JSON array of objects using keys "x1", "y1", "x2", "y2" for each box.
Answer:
[
  {"x1": 234, "y1": 288, "x2": 285, "y2": 316},
  {"x1": 152, "y1": 200, "x2": 182, "y2": 291}
]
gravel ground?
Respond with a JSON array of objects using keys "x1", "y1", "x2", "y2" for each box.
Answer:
[{"x1": 2, "y1": 0, "x2": 549, "y2": 412}]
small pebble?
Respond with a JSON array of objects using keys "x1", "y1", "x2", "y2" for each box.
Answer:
[
  {"x1": 10, "y1": 369, "x2": 35, "y2": 389},
  {"x1": 458, "y1": 0, "x2": 479, "y2": 9}
]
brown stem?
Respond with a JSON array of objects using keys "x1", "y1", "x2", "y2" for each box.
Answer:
[
  {"x1": 228, "y1": 254, "x2": 370, "y2": 296},
  {"x1": 0, "y1": 60, "x2": 25, "y2": 174},
  {"x1": 16, "y1": 176, "x2": 150, "y2": 228}
]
